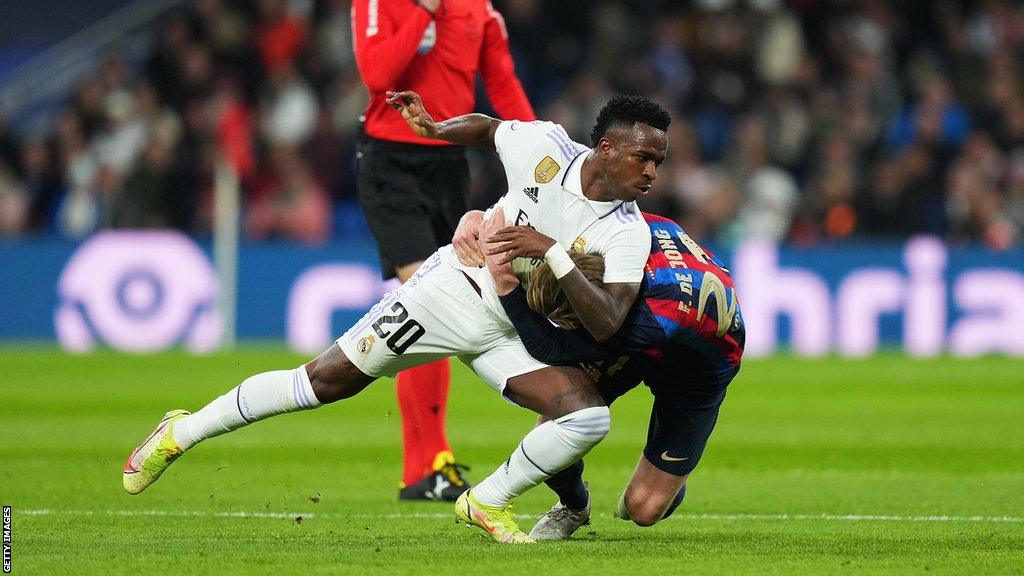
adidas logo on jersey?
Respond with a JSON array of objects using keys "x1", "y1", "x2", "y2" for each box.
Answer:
[{"x1": 523, "y1": 186, "x2": 539, "y2": 203}]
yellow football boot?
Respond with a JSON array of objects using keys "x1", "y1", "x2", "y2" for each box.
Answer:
[
  {"x1": 455, "y1": 491, "x2": 534, "y2": 544},
  {"x1": 122, "y1": 410, "x2": 189, "y2": 495}
]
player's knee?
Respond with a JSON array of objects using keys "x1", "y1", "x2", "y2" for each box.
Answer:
[
  {"x1": 625, "y1": 496, "x2": 665, "y2": 527},
  {"x1": 557, "y1": 405, "x2": 611, "y2": 443},
  {"x1": 557, "y1": 403, "x2": 610, "y2": 444},
  {"x1": 623, "y1": 488, "x2": 678, "y2": 527},
  {"x1": 627, "y1": 510, "x2": 661, "y2": 527},
  {"x1": 589, "y1": 406, "x2": 612, "y2": 438},
  {"x1": 305, "y1": 345, "x2": 373, "y2": 404}
]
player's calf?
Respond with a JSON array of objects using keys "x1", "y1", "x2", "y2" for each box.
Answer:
[
  {"x1": 122, "y1": 344, "x2": 375, "y2": 494},
  {"x1": 660, "y1": 484, "x2": 687, "y2": 519},
  {"x1": 469, "y1": 366, "x2": 610, "y2": 512},
  {"x1": 615, "y1": 458, "x2": 689, "y2": 526}
]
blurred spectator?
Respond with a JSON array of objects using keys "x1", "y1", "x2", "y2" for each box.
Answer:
[
  {"x1": 0, "y1": 166, "x2": 29, "y2": 236},
  {"x1": 858, "y1": 158, "x2": 914, "y2": 238},
  {"x1": 54, "y1": 154, "x2": 101, "y2": 239},
  {"x1": 111, "y1": 138, "x2": 187, "y2": 229},
  {"x1": 92, "y1": 89, "x2": 147, "y2": 174},
  {"x1": 19, "y1": 138, "x2": 60, "y2": 231},
  {"x1": 2, "y1": 0, "x2": 1024, "y2": 250},
  {"x1": 245, "y1": 146, "x2": 329, "y2": 244},
  {"x1": 0, "y1": 112, "x2": 21, "y2": 171},
  {"x1": 723, "y1": 114, "x2": 799, "y2": 244},
  {"x1": 254, "y1": 0, "x2": 308, "y2": 73},
  {"x1": 259, "y1": 64, "x2": 317, "y2": 147}
]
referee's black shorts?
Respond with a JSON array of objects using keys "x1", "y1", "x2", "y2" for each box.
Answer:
[{"x1": 357, "y1": 136, "x2": 470, "y2": 280}]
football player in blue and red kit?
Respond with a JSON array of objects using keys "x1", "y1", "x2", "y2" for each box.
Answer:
[{"x1": 479, "y1": 210, "x2": 745, "y2": 540}]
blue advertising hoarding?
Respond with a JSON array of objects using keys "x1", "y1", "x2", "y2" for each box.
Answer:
[{"x1": 1, "y1": 232, "x2": 1022, "y2": 357}]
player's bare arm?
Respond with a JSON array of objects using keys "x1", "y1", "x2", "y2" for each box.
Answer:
[
  {"x1": 486, "y1": 225, "x2": 639, "y2": 342},
  {"x1": 386, "y1": 90, "x2": 500, "y2": 148},
  {"x1": 558, "y1": 276, "x2": 638, "y2": 343}
]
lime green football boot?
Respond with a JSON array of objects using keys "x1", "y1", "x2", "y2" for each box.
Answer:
[
  {"x1": 122, "y1": 410, "x2": 190, "y2": 495},
  {"x1": 454, "y1": 491, "x2": 534, "y2": 544}
]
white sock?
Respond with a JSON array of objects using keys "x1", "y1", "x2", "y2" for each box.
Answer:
[
  {"x1": 172, "y1": 366, "x2": 321, "y2": 451},
  {"x1": 472, "y1": 406, "x2": 610, "y2": 507}
]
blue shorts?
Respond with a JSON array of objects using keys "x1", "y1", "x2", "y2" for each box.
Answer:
[{"x1": 584, "y1": 355, "x2": 732, "y2": 476}]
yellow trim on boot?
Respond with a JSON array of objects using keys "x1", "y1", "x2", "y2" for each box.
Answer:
[{"x1": 430, "y1": 450, "x2": 455, "y2": 472}]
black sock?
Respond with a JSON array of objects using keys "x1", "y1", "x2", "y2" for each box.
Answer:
[
  {"x1": 661, "y1": 484, "x2": 687, "y2": 519},
  {"x1": 544, "y1": 460, "x2": 588, "y2": 510}
]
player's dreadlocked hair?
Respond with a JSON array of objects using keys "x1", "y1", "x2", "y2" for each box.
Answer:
[
  {"x1": 590, "y1": 95, "x2": 671, "y2": 146},
  {"x1": 526, "y1": 252, "x2": 606, "y2": 330}
]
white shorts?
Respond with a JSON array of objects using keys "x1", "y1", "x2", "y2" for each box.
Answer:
[{"x1": 337, "y1": 249, "x2": 549, "y2": 396}]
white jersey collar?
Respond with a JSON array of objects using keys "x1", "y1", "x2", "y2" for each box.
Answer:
[
  {"x1": 561, "y1": 149, "x2": 628, "y2": 219},
  {"x1": 561, "y1": 150, "x2": 588, "y2": 197}
]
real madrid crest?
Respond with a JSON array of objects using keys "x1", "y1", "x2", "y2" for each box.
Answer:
[
  {"x1": 571, "y1": 236, "x2": 587, "y2": 253},
  {"x1": 357, "y1": 335, "x2": 375, "y2": 354}
]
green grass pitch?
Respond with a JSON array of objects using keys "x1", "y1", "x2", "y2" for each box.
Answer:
[{"x1": 1, "y1": 349, "x2": 1022, "y2": 574}]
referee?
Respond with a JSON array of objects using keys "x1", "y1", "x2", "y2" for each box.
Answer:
[{"x1": 351, "y1": 0, "x2": 535, "y2": 501}]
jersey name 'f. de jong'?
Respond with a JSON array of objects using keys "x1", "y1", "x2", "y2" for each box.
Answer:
[{"x1": 450, "y1": 120, "x2": 651, "y2": 322}]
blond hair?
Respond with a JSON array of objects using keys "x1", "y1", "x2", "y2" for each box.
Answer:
[{"x1": 525, "y1": 252, "x2": 606, "y2": 329}]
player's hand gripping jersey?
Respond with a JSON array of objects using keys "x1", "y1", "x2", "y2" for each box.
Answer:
[
  {"x1": 500, "y1": 212, "x2": 745, "y2": 384},
  {"x1": 443, "y1": 120, "x2": 650, "y2": 324}
]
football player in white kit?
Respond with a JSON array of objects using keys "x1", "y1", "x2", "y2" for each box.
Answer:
[{"x1": 122, "y1": 90, "x2": 670, "y2": 544}]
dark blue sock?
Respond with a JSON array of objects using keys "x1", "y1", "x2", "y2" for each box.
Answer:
[
  {"x1": 544, "y1": 460, "x2": 588, "y2": 510},
  {"x1": 661, "y1": 484, "x2": 687, "y2": 519}
]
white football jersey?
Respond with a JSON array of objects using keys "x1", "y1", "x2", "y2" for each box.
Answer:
[{"x1": 444, "y1": 119, "x2": 650, "y2": 324}]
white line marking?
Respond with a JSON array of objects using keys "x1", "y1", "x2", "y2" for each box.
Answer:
[
  {"x1": 17, "y1": 509, "x2": 1023, "y2": 523},
  {"x1": 685, "y1": 513, "x2": 1023, "y2": 523}
]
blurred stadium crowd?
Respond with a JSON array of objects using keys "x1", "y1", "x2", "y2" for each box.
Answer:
[{"x1": 1, "y1": 0, "x2": 1023, "y2": 250}]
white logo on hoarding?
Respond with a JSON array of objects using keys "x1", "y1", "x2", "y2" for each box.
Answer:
[
  {"x1": 734, "y1": 237, "x2": 1024, "y2": 358},
  {"x1": 287, "y1": 264, "x2": 383, "y2": 354},
  {"x1": 54, "y1": 231, "x2": 222, "y2": 353}
]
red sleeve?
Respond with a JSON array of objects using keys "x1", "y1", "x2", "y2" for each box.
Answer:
[
  {"x1": 351, "y1": 0, "x2": 435, "y2": 92},
  {"x1": 479, "y1": 2, "x2": 535, "y2": 121}
]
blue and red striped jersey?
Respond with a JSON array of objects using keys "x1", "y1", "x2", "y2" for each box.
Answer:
[{"x1": 612, "y1": 213, "x2": 745, "y2": 384}]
